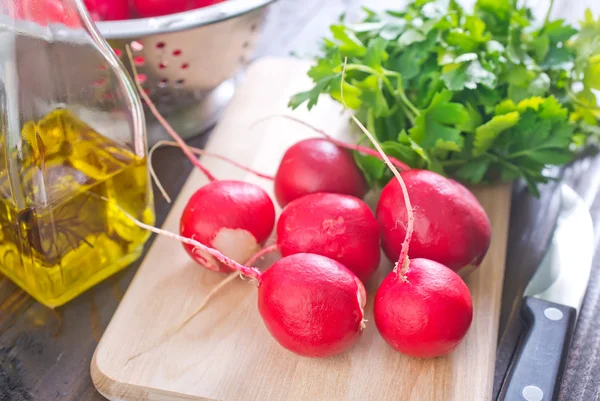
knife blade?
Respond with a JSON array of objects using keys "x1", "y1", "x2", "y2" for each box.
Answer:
[{"x1": 500, "y1": 184, "x2": 594, "y2": 401}]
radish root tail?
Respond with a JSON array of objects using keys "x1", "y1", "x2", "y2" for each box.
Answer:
[
  {"x1": 125, "y1": 45, "x2": 217, "y2": 182},
  {"x1": 339, "y1": 58, "x2": 414, "y2": 277},
  {"x1": 126, "y1": 271, "x2": 242, "y2": 364},
  {"x1": 252, "y1": 114, "x2": 411, "y2": 172},
  {"x1": 93, "y1": 192, "x2": 262, "y2": 280},
  {"x1": 244, "y1": 244, "x2": 279, "y2": 267},
  {"x1": 148, "y1": 141, "x2": 172, "y2": 203},
  {"x1": 126, "y1": 242, "x2": 277, "y2": 363},
  {"x1": 166, "y1": 243, "x2": 278, "y2": 331},
  {"x1": 181, "y1": 244, "x2": 278, "y2": 315}
]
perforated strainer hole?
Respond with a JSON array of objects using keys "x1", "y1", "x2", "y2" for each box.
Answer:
[
  {"x1": 175, "y1": 79, "x2": 185, "y2": 87},
  {"x1": 113, "y1": 48, "x2": 122, "y2": 58},
  {"x1": 158, "y1": 79, "x2": 168, "y2": 88},
  {"x1": 180, "y1": 63, "x2": 189, "y2": 70},
  {"x1": 130, "y1": 41, "x2": 144, "y2": 52},
  {"x1": 136, "y1": 73, "x2": 147, "y2": 84},
  {"x1": 158, "y1": 62, "x2": 167, "y2": 70},
  {"x1": 92, "y1": 78, "x2": 107, "y2": 87},
  {"x1": 173, "y1": 49, "x2": 182, "y2": 56},
  {"x1": 242, "y1": 41, "x2": 250, "y2": 48},
  {"x1": 134, "y1": 56, "x2": 145, "y2": 66},
  {"x1": 156, "y1": 42, "x2": 166, "y2": 49}
]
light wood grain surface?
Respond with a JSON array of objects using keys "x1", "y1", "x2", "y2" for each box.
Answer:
[{"x1": 91, "y1": 57, "x2": 512, "y2": 401}]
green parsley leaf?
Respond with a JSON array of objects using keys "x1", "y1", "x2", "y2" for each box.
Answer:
[
  {"x1": 398, "y1": 29, "x2": 427, "y2": 47},
  {"x1": 442, "y1": 58, "x2": 497, "y2": 91},
  {"x1": 289, "y1": 76, "x2": 335, "y2": 110},
  {"x1": 453, "y1": 157, "x2": 491, "y2": 183},
  {"x1": 291, "y1": 2, "x2": 598, "y2": 195},
  {"x1": 409, "y1": 91, "x2": 469, "y2": 151},
  {"x1": 473, "y1": 111, "x2": 520, "y2": 156}
]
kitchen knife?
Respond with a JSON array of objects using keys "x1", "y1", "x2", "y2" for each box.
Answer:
[{"x1": 501, "y1": 185, "x2": 594, "y2": 401}]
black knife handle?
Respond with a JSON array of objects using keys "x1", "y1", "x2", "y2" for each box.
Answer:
[{"x1": 503, "y1": 296, "x2": 576, "y2": 401}]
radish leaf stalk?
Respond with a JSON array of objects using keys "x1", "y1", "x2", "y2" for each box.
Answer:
[{"x1": 340, "y1": 58, "x2": 414, "y2": 275}]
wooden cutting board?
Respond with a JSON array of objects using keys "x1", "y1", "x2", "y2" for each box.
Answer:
[{"x1": 91, "y1": 57, "x2": 511, "y2": 401}]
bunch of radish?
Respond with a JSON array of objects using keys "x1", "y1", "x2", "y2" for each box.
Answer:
[
  {"x1": 13, "y1": 0, "x2": 225, "y2": 24},
  {"x1": 82, "y1": 0, "x2": 225, "y2": 21},
  {"x1": 129, "y1": 0, "x2": 224, "y2": 19},
  {"x1": 12, "y1": 0, "x2": 80, "y2": 27},
  {"x1": 126, "y1": 54, "x2": 492, "y2": 360}
]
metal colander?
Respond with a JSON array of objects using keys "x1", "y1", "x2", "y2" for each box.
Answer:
[{"x1": 96, "y1": 0, "x2": 276, "y2": 145}]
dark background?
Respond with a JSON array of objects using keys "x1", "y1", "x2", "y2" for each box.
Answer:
[{"x1": 2, "y1": 0, "x2": 600, "y2": 400}]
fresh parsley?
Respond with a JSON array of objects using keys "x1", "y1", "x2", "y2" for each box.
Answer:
[{"x1": 289, "y1": 0, "x2": 600, "y2": 196}]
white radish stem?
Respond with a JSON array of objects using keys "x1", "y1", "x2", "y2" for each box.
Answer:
[
  {"x1": 151, "y1": 140, "x2": 275, "y2": 180},
  {"x1": 252, "y1": 114, "x2": 411, "y2": 172},
  {"x1": 163, "y1": 243, "x2": 279, "y2": 337},
  {"x1": 127, "y1": 243, "x2": 277, "y2": 363},
  {"x1": 98, "y1": 193, "x2": 262, "y2": 280},
  {"x1": 126, "y1": 271, "x2": 241, "y2": 363},
  {"x1": 244, "y1": 244, "x2": 279, "y2": 266},
  {"x1": 339, "y1": 58, "x2": 414, "y2": 276},
  {"x1": 147, "y1": 140, "x2": 172, "y2": 203},
  {"x1": 125, "y1": 45, "x2": 217, "y2": 182},
  {"x1": 176, "y1": 272, "x2": 241, "y2": 326},
  {"x1": 173, "y1": 244, "x2": 278, "y2": 323},
  {"x1": 126, "y1": 243, "x2": 279, "y2": 363}
]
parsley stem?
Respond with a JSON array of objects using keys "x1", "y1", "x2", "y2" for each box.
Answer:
[
  {"x1": 341, "y1": 64, "x2": 394, "y2": 91},
  {"x1": 401, "y1": 103, "x2": 417, "y2": 125},
  {"x1": 440, "y1": 159, "x2": 467, "y2": 167},
  {"x1": 567, "y1": 86, "x2": 600, "y2": 111},
  {"x1": 367, "y1": 110, "x2": 377, "y2": 137},
  {"x1": 340, "y1": 64, "x2": 420, "y2": 120},
  {"x1": 383, "y1": 69, "x2": 421, "y2": 117},
  {"x1": 544, "y1": 0, "x2": 555, "y2": 25},
  {"x1": 506, "y1": 150, "x2": 531, "y2": 158},
  {"x1": 487, "y1": 153, "x2": 525, "y2": 176},
  {"x1": 398, "y1": 91, "x2": 420, "y2": 120}
]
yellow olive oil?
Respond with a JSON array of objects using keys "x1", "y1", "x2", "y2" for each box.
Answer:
[{"x1": 0, "y1": 109, "x2": 154, "y2": 307}]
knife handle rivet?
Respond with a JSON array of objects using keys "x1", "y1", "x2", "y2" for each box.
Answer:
[
  {"x1": 522, "y1": 385, "x2": 544, "y2": 401},
  {"x1": 544, "y1": 307, "x2": 564, "y2": 321}
]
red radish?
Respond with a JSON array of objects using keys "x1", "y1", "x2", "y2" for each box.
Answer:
[
  {"x1": 274, "y1": 138, "x2": 369, "y2": 207},
  {"x1": 84, "y1": 0, "x2": 130, "y2": 21},
  {"x1": 373, "y1": 258, "x2": 473, "y2": 358},
  {"x1": 14, "y1": 0, "x2": 79, "y2": 27},
  {"x1": 175, "y1": 192, "x2": 379, "y2": 307},
  {"x1": 123, "y1": 51, "x2": 364, "y2": 359},
  {"x1": 266, "y1": 115, "x2": 410, "y2": 207},
  {"x1": 276, "y1": 193, "x2": 380, "y2": 282},
  {"x1": 258, "y1": 253, "x2": 366, "y2": 357},
  {"x1": 118, "y1": 208, "x2": 366, "y2": 358},
  {"x1": 339, "y1": 63, "x2": 475, "y2": 358},
  {"x1": 376, "y1": 169, "x2": 491, "y2": 276},
  {"x1": 128, "y1": 49, "x2": 276, "y2": 272},
  {"x1": 132, "y1": 0, "x2": 193, "y2": 17},
  {"x1": 180, "y1": 180, "x2": 276, "y2": 272},
  {"x1": 190, "y1": 0, "x2": 225, "y2": 7}
]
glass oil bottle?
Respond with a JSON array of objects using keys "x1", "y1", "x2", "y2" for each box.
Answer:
[{"x1": 0, "y1": 0, "x2": 155, "y2": 307}]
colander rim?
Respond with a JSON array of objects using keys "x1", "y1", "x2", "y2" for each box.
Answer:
[{"x1": 96, "y1": 0, "x2": 276, "y2": 39}]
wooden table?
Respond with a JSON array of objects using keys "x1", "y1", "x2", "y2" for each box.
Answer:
[{"x1": 2, "y1": 1, "x2": 600, "y2": 400}]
